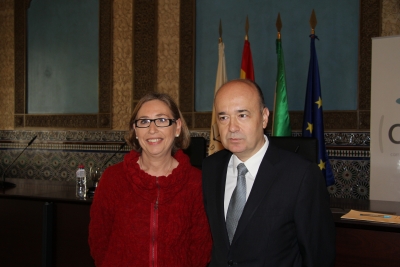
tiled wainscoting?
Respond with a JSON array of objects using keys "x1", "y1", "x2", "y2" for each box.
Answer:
[
  {"x1": 0, "y1": 130, "x2": 129, "y2": 186},
  {"x1": 324, "y1": 132, "x2": 370, "y2": 199},
  {"x1": 0, "y1": 130, "x2": 370, "y2": 199}
]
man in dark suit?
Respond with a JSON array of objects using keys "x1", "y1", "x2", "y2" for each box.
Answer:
[{"x1": 202, "y1": 79, "x2": 335, "y2": 266}]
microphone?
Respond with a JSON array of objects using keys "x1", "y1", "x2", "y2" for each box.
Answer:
[
  {"x1": 1, "y1": 135, "x2": 38, "y2": 189},
  {"x1": 87, "y1": 141, "x2": 127, "y2": 196},
  {"x1": 100, "y1": 141, "x2": 127, "y2": 170},
  {"x1": 28, "y1": 135, "x2": 37, "y2": 146}
]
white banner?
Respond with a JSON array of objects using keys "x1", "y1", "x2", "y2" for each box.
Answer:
[{"x1": 370, "y1": 35, "x2": 400, "y2": 201}]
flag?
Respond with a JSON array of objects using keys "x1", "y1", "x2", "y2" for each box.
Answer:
[
  {"x1": 240, "y1": 39, "x2": 255, "y2": 81},
  {"x1": 302, "y1": 34, "x2": 335, "y2": 186},
  {"x1": 272, "y1": 38, "x2": 291, "y2": 136},
  {"x1": 208, "y1": 41, "x2": 228, "y2": 155}
]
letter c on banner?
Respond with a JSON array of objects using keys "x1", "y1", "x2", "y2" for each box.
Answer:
[{"x1": 388, "y1": 124, "x2": 400, "y2": 144}]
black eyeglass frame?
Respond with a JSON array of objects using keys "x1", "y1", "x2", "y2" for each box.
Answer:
[{"x1": 134, "y1": 118, "x2": 177, "y2": 128}]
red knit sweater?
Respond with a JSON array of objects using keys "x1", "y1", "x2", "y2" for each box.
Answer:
[{"x1": 89, "y1": 150, "x2": 212, "y2": 267}]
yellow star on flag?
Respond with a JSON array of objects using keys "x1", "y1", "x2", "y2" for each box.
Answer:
[
  {"x1": 315, "y1": 97, "x2": 322, "y2": 109},
  {"x1": 306, "y1": 122, "x2": 313, "y2": 134},
  {"x1": 318, "y1": 159, "x2": 326, "y2": 170}
]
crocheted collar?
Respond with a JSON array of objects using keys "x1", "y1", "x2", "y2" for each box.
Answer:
[{"x1": 123, "y1": 149, "x2": 193, "y2": 203}]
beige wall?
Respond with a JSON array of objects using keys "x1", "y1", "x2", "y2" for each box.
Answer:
[{"x1": 1, "y1": 0, "x2": 399, "y2": 131}]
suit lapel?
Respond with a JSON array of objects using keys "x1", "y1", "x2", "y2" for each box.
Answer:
[
  {"x1": 231, "y1": 144, "x2": 282, "y2": 244},
  {"x1": 214, "y1": 151, "x2": 232, "y2": 248}
]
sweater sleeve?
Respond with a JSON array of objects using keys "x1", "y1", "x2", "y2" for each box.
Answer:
[
  {"x1": 88, "y1": 168, "x2": 116, "y2": 266},
  {"x1": 188, "y1": 170, "x2": 213, "y2": 267}
]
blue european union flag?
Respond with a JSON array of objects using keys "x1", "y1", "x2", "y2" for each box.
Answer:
[{"x1": 302, "y1": 34, "x2": 335, "y2": 187}]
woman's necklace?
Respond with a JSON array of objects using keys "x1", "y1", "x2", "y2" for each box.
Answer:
[{"x1": 139, "y1": 157, "x2": 174, "y2": 177}]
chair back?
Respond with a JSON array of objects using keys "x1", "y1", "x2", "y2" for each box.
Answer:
[
  {"x1": 183, "y1": 136, "x2": 319, "y2": 168},
  {"x1": 269, "y1": 136, "x2": 319, "y2": 164},
  {"x1": 183, "y1": 137, "x2": 207, "y2": 169}
]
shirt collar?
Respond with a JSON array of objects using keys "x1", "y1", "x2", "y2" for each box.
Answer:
[{"x1": 232, "y1": 135, "x2": 269, "y2": 178}]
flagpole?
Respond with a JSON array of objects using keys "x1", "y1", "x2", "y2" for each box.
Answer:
[
  {"x1": 310, "y1": 9, "x2": 317, "y2": 35},
  {"x1": 240, "y1": 16, "x2": 255, "y2": 81},
  {"x1": 302, "y1": 9, "x2": 335, "y2": 187},
  {"x1": 208, "y1": 20, "x2": 227, "y2": 155},
  {"x1": 245, "y1": 15, "x2": 249, "y2": 41},
  {"x1": 272, "y1": 13, "x2": 281, "y2": 135},
  {"x1": 272, "y1": 14, "x2": 280, "y2": 135}
]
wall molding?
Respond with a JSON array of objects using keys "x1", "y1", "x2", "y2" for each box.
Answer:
[{"x1": 13, "y1": 0, "x2": 113, "y2": 129}]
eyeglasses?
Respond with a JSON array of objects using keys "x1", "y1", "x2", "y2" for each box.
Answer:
[{"x1": 134, "y1": 118, "x2": 177, "y2": 128}]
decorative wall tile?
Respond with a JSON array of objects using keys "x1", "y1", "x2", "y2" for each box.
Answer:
[
  {"x1": 112, "y1": 0, "x2": 133, "y2": 130},
  {"x1": 1, "y1": 149, "x2": 127, "y2": 183},
  {"x1": 0, "y1": 0, "x2": 14, "y2": 130},
  {"x1": 133, "y1": 0, "x2": 157, "y2": 100},
  {"x1": 157, "y1": 0, "x2": 180, "y2": 102},
  {"x1": 382, "y1": 0, "x2": 400, "y2": 36},
  {"x1": 328, "y1": 159, "x2": 370, "y2": 199},
  {"x1": 0, "y1": 130, "x2": 128, "y2": 184},
  {"x1": 0, "y1": 129, "x2": 374, "y2": 199}
]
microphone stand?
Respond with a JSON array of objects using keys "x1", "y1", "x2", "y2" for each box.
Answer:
[
  {"x1": 1, "y1": 135, "x2": 37, "y2": 189},
  {"x1": 100, "y1": 141, "x2": 127, "y2": 170},
  {"x1": 87, "y1": 141, "x2": 127, "y2": 196}
]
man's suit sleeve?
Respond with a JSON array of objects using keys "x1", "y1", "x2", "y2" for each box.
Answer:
[{"x1": 294, "y1": 163, "x2": 336, "y2": 267}]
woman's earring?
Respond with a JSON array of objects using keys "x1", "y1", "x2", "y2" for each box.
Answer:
[
  {"x1": 176, "y1": 135, "x2": 179, "y2": 137},
  {"x1": 136, "y1": 136, "x2": 138, "y2": 139}
]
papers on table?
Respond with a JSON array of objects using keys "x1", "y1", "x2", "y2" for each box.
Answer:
[{"x1": 341, "y1": 209, "x2": 400, "y2": 224}]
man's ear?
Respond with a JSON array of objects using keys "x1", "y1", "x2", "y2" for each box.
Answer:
[{"x1": 262, "y1": 107, "x2": 269, "y2": 129}]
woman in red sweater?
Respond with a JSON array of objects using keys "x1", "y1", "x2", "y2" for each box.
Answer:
[{"x1": 89, "y1": 93, "x2": 212, "y2": 266}]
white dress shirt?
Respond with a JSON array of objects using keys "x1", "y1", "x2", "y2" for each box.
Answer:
[{"x1": 224, "y1": 135, "x2": 269, "y2": 218}]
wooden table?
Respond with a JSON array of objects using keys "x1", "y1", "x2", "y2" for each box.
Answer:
[
  {"x1": 2, "y1": 179, "x2": 400, "y2": 267},
  {"x1": 0, "y1": 178, "x2": 94, "y2": 267},
  {"x1": 330, "y1": 198, "x2": 400, "y2": 267}
]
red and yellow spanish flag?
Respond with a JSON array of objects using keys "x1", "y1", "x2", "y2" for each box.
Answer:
[{"x1": 240, "y1": 39, "x2": 255, "y2": 81}]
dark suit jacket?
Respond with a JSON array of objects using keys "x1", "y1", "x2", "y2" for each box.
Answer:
[{"x1": 202, "y1": 142, "x2": 336, "y2": 267}]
